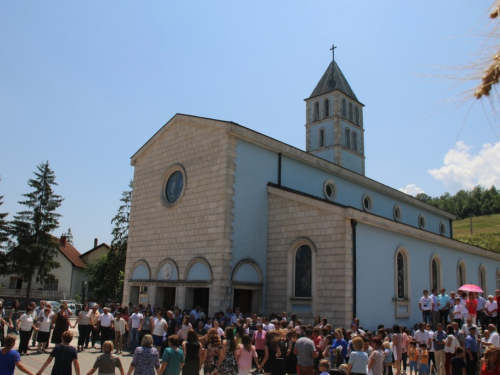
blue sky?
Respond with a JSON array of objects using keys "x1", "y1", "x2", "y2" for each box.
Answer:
[{"x1": 1, "y1": 1, "x2": 499, "y2": 253}]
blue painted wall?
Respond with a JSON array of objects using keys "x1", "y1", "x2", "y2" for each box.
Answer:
[
  {"x1": 280, "y1": 155, "x2": 452, "y2": 236},
  {"x1": 232, "y1": 139, "x2": 279, "y2": 310},
  {"x1": 356, "y1": 222, "x2": 500, "y2": 330},
  {"x1": 341, "y1": 149, "x2": 363, "y2": 174},
  {"x1": 309, "y1": 119, "x2": 334, "y2": 150}
]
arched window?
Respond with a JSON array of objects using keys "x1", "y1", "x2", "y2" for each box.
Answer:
[
  {"x1": 355, "y1": 107, "x2": 359, "y2": 125},
  {"x1": 348, "y1": 102, "x2": 353, "y2": 121},
  {"x1": 430, "y1": 255, "x2": 441, "y2": 292},
  {"x1": 294, "y1": 245, "x2": 312, "y2": 298},
  {"x1": 397, "y1": 252, "x2": 405, "y2": 299},
  {"x1": 458, "y1": 261, "x2": 466, "y2": 288},
  {"x1": 342, "y1": 99, "x2": 347, "y2": 117},
  {"x1": 318, "y1": 128, "x2": 325, "y2": 148},
  {"x1": 353, "y1": 132, "x2": 358, "y2": 152},
  {"x1": 394, "y1": 246, "x2": 411, "y2": 319},
  {"x1": 479, "y1": 266, "x2": 487, "y2": 296},
  {"x1": 314, "y1": 102, "x2": 320, "y2": 121},
  {"x1": 345, "y1": 128, "x2": 351, "y2": 149},
  {"x1": 324, "y1": 99, "x2": 330, "y2": 117}
]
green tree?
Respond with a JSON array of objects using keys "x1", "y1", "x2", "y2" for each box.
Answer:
[
  {"x1": 61, "y1": 227, "x2": 74, "y2": 245},
  {"x1": 3, "y1": 162, "x2": 63, "y2": 304},
  {"x1": 86, "y1": 181, "x2": 132, "y2": 301}
]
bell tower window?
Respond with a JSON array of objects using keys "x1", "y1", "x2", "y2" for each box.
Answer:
[
  {"x1": 324, "y1": 99, "x2": 330, "y2": 117},
  {"x1": 319, "y1": 128, "x2": 325, "y2": 148},
  {"x1": 353, "y1": 132, "x2": 358, "y2": 152},
  {"x1": 342, "y1": 99, "x2": 347, "y2": 117},
  {"x1": 355, "y1": 107, "x2": 359, "y2": 125},
  {"x1": 314, "y1": 102, "x2": 320, "y2": 121},
  {"x1": 348, "y1": 103, "x2": 353, "y2": 121},
  {"x1": 345, "y1": 128, "x2": 351, "y2": 149}
]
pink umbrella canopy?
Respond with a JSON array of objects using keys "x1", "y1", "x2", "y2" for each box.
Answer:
[{"x1": 458, "y1": 284, "x2": 484, "y2": 293}]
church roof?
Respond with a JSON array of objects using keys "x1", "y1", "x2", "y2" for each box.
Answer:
[{"x1": 308, "y1": 60, "x2": 359, "y2": 102}]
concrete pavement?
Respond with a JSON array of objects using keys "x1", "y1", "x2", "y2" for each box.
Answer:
[{"x1": 14, "y1": 319, "x2": 134, "y2": 375}]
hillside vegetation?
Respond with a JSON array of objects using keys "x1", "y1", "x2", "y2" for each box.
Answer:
[{"x1": 416, "y1": 186, "x2": 500, "y2": 253}]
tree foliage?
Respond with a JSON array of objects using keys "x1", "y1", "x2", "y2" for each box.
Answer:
[
  {"x1": 416, "y1": 185, "x2": 500, "y2": 219},
  {"x1": 2, "y1": 162, "x2": 63, "y2": 304},
  {"x1": 86, "y1": 181, "x2": 132, "y2": 301},
  {"x1": 61, "y1": 227, "x2": 74, "y2": 245}
]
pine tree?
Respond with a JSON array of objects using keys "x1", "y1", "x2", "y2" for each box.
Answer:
[
  {"x1": 5, "y1": 162, "x2": 63, "y2": 304},
  {"x1": 86, "y1": 180, "x2": 132, "y2": 300}
]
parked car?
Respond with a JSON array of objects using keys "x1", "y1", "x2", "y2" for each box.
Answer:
[
  {"x1": 45, "y1": 301, "x2": 61, "y2": 312},
  {"x1": 65, "y1": 303, "x2": 77, "y2": 316},
  {"x1": 76, "y1": 303, "x2": 83, "y2": 315}
]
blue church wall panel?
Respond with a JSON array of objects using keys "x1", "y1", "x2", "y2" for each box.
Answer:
[
  {"x1": 280, "y1": 155, "x2": 450, "y2": 236},
  {"x1": 309, "y1": 120, "x2": 334, "y2": 149},
  {"x1": 340, "y1": 150, "x2": 363, "y2": 174},
  {"x1": 232, "y1": 139, "x2": 278, "y2": 307},
  {"x1": 312, "y1": 149, "x2": 334, "y2": 163},
  {"x1": 356, "y1": 222, "x2": 500, "y2": 330}
]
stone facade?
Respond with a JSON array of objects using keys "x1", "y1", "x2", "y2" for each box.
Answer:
[
  {"x1": 123, "y1": 116, "x2": 236, "y2": 314},
  {"x1": 267, "y1": 186, "x2": 353, "y2": 327}
]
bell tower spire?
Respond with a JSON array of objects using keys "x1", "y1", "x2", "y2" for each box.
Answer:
[{"x1": 304, "y1": 47, "x2": 366, "y2": 175}]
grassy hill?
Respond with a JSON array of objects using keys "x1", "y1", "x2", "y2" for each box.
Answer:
[
  {"x1": 453, "y1": 214, "x2": 500, "y2": 253},
  {"x1": 453, "y1": 213, "x2": 500, "y2": 237}
]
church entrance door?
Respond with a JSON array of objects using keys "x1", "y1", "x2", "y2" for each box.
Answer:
[
  {"x1": 233, "y1": 289, "x2": 252, "y2": 316},
  {"x1": 185, "y1": 287, "x2": 210, "y2": 316},
  {"x1": 130, "y1": 286, "x2": 139, "y2": 306},
  {"x1": 155, "y1": 287, "x2": 176, "y2": 310}
]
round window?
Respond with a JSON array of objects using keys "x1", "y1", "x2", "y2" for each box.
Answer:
[
  {"x1": 418, "y1": 214, "x2": 426, "y2": 229},
  {"x1": 161, "y1": 164, "x2": 186, "y2": 207},
  {"x1": 393, "y1": 205, "x2": 402, "y2": 222},
  {"x1": 439, "y1": 221, "x2": 446, "y2": 235},
  {"x1": 323, "y1": 179, "x2": 337, "y2": 202},
  {"x1": 362, "y1": 194, "x2": 372, "y2": 212}
]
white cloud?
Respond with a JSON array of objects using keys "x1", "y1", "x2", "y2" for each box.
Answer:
[
  {"x1": 399, "y1": 184, "x2": 425, "y2": 196},
  {"x1": 428, "y1": 141, "x2": 500, "y2": 192}
]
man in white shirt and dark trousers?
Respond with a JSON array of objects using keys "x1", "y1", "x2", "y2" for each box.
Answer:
[
  {"x1": 129, "y1": 306, "x2": 144, "y2": 353},
  {"x1": 98, "y1": 307, "x2": 114, "y2": 351}
]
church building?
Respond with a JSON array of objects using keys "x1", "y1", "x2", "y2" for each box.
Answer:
[{"x1": 123, "y1": 54, "x2": 500, "y2": 329}]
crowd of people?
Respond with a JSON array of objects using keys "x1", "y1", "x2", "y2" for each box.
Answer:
[{"x1": 1, "y1": 287, "x2": 500, "y2": 375}]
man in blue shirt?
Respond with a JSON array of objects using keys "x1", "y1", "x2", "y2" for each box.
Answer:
[
  {"x1": 464, "y1": 326, "x2": 478, "y2": 375},
  {"x1": 438, "y1": 288, "x2": 450, "y2": 326},
  {"x1": 433, "y1": 323, "x2": 447, "y2": 375},
  {"x1": 475, "y1": 292, "x2": 487, "y2": 333}
]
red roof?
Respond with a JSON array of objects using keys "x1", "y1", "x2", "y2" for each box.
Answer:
[{"x1": 52, "y1": 236, "x2": 87, "y2": 268}]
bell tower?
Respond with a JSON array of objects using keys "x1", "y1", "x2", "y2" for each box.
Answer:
[{"x1": 305, "y1": 46, "x2": 365, "y2": 175}]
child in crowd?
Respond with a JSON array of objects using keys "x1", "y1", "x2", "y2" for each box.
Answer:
[
  {"x1": 450, "y1": 347, "x2": 466, "y2": 375},
  {"x1": 319, "y1": 359, "x2": 330, "y2": 375},
  {"x1": 419, "y1": 344, "x2": 429, "y2": 375},
  {"x1": 408, "y1": 341, "x2": 419, "y2": 375},
  {"x1": 383, "y1": 341, "x2": 394, "y2": 375}
]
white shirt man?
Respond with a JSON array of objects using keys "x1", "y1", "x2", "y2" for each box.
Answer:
[
  {"x1": 130, "y1": 310, "x2": 144, "y2": 329},
  {"x1": 486, "y1": 296, "x2": 498, "y2": 319},
  {"x1": 414, "y1": 323, "x2": 431, "y2": 347},
  {"x1": 486, "y1": 325, "x2": 500, "y2": 348}
]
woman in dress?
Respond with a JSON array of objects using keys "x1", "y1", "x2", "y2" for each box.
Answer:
[
  {"x1": 182, "y1": 330, "x2": 201, "y2": 375},
  {"x1": 86, "y1": 340, "x2": 124, "y2": 375},
  {"x1": 392, "y1": 325, "x2": 402, "y2": 375},
  {"x1": 203, "y1": 328, "x2": 222, "y2": 375},
  {"x1": 17, "y1": 306, "x2": 38, "y2": 355},
  {"x1": 7, "y1": 300, "x2": 20, "y2": 335},
  {"x1": 236, "y1": 334, "x2": 259, "y2": 375},
  {"x1": 51, "y1": 303, "x2": 70, "y2": 345},
  {"x1": 179, "y1": 316, "x2": 193, "y2": 343},
  {"x1": 218, "y1": 327, "x2": 239, "y2": 375},
  {"x1": 75, "y1": 303, "x2": 91, "y2": 352},
  {"x1": 260, "y1": 331, "x2": 281, "y2": 375},
  {"x1": 127, "y1": 334, "x2": 160, "y2": 375},
  {"x1": 284, "y1": 331, "x2": 298, "y2": 375},
  {"x1": 36, "y1": 307, "x2": 53, "y2": 353},
  {"x1": 368, "y1": 338, "x2": 385, "y2": 375},
  {"x1": 153, "y1": 311, "x2": 168, "y2": 352},
  {"x1": 141, "y1": 310, "x2": 154, "y2": 342}
]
